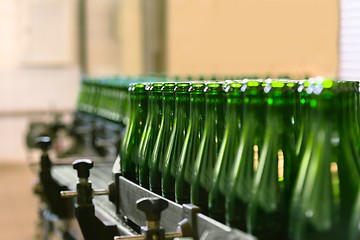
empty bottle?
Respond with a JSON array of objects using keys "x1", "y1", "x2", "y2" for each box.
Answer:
[
  {"x1": 162, "y1": 82, "x2": 191, "y2": 200},
  {"x1": 289, "y1": 79, "x2": 360, "y2": 240},
  {"x1": 77, "y1": 76, "x2": 100, "y2": 116},
  {"x1": 175, "y1": 82, "x2": 206, "y2": 204},
  {"x1": 149, "y1": 83, "x2": 176, "y2": 194},
  {"x1": 349, "y1": 186, "x2": 360, "y2": 240},
  {"x1": 209, "y1": 80, "x2": 243, "y2": 222},
  {"x1": 336, "y1": 80, "x2": 360, "y2": 237},
  {"x1": 138, "y1": 83, "x2": 164, "y2": 189},
  {"x1": 247, "y1": 80, "x2": 298, "y2": 239},
  {"x1": 226, "y1": 80, "x2": 266, "y2": 231},
  {"x1": 120, "y1": 83, "x2": 148, "y2": 183},
  {"x1": 191, "y1": 82, "x2": 226, "y2": 214}
]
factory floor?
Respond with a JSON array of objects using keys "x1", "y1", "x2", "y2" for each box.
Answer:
[{"x1": 0, "y1": 161, "x2": 37, "y2": 240}]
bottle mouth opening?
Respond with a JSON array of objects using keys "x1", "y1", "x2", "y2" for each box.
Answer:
[
  {"x1": 229, "y1": 82, "x2": 243, "y2": 88},
  {"x1": 191, "y1": 83, "x2": 205, "y2": 88},
  {"x1": 163, "y1": 83, "x2": 176, "y2": 87},
  {"x1": 152, "y1": 83, "x2": 164, "y2": 87},
  {"x1": 205, "y1": 83, "x2": 222, "y2": 88},
  {"x1": 247, "y1": 81, "x2": 261, "y2": 87},
  {"x1": 176, "y1": 83, "x2": 191, "y2": 87},
  {"x1": 134, "y1": 83, "x2": 146, "y2": 88}
]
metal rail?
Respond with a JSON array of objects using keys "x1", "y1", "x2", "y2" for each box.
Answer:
[
  {"x1": 117, "y1": 176, "x2": 256, "y2": 240},
  {"x1": 51, "y1": 164, "x2": 256, "y2": 239}
]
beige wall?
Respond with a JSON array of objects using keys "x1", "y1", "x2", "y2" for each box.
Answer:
[
  {"x1": 87, "y1": 0, "x2": 122, "y2": 75},
  {"x1": 87, "y1": 0, "x2": 339, "y2": 77},
  {"x1": 86, "y1": 0, "x2": 143, "y2": 75},
  {"x1": 167, "y1": 0, "x2": 339, "y2": 78},
  {"x1": 118, "y1": 0, "x2": 144, "y2": 75}
]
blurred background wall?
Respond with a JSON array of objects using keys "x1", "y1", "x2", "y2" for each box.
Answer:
[
  {"x1": 168, "y1": 0, "x2": 339, "y2": 77},
  {"x1": 339, "y1": 0, "x2": 360, "y2": 79},
  {"x1": 0, "y1": 0, "x2": 79, "y2": 160},
  {"x1": 0, "y1": 0, "x2": 341, "y2": 161}
]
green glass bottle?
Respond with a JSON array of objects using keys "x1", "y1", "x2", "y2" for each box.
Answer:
[
  {"x1": 294, "y1": 79, "x2": 305, "y2": 140},
  {"x1": 108, "y1": 80, "x2": 119, "y2": 122},
  {"x1": 337, "y1": 80, "x2": 360, "y2": 234},
  {"x1": 86, "y1": 79, "x2": 101, "y2": 137},
  {"x1": 175, "y1": 82, "x2": 206, "y2": 204},
  {"x1": 349, "y1": 187, "x2": 360, "y2": 240},
  {"x1": 247, "y1": 80, "x2": 297, "y2": 239},
  {"x1": 347, "y1": 80, "x2": 360, "y2": 240},
  {"x1": 107, "y1": 78, "x2": 123, "y2": 124},
  {"x1": 289, "y1": 79, "x2": 360, "y2": 240},
  {"x1": 97, "y1": 79, "x2": 128, "y2": 157},
  {"x1": 352, "y1": 80, "x2": 360, "y2": 138},
  {"x1": 88, "y1": 79, "x2": 101, "y2": 116},
  {"x1": 77, "y1": 77, "x2": 90, "y2": 113},
  {"x1": 77, "y1": 76, "x2": 99, "y2": 116},
  {"x1": 191, "y1": 82, "x2": 226, "y2": 214},
  {"x1": 162, "y1": 82, "x2": 191, "y2": 200},
  {"x1": 342, "y1": 80, "x2": 360, "y2": 148},
  {"x1": 97, "y1": 81, "x2": 112, "y2": 121},
  {"x1": 91, "y1": 79, "x2": 121, "y2": 153},
  {"x1": 120, "y1": 82, "x2": 148, "y2": 183},
  {"x1": 208, "y1": 81, "x2": 243, "y2": 222},
  {"x1": 119, "y1": 78, "x2": 131, "y2": 126},
  {"x1": 70, "y1": 77, "x2": 100, "y2": 156},
  {"x1": 226, "y1": 80, "x2": 266, "y2": 231},
  {"x1": 289, "y1": 79, "x2": 338, "y2": 240},
  {"x1": 295, "y1": 79, "x2": 312, "y2": 163},
  {"x1": 138, "y1": 82, "x2": 164, "y2": 189},
  {"x1": 149, "y1": 82, "x2": 176, "y2": 194}
]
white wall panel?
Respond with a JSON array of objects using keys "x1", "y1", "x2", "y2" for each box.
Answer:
[{"x1": 340, "y1": 0, "x2": 360, "y2": 79}]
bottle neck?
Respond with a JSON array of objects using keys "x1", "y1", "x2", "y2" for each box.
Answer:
[
  {"x1": 162, "y1": 92, "x2": 175, "y2": 122},
  {"x1": 204, "y1": 94, "x2": 225, "y2": 126},
  {"x1": 341, "y1": 90, "x2": 357, "y2": 127},
  {"x1": 174, "y1": 92, "x2": 190, "y2": 121},
  {"x1": 225, "y1": 94, "x2": 242, "y2": 123},
  {"x1": 131, "y1": 92, "x2": 148, "y2": 122},
  {"x1": 244, "y1": 93, "x2": 265, "y2": 116},
  {"x1": 313, "y1": 95, "x2": 338, "y2": 121},
  {"x1": 307, "y1": 95, "x2": 338, "y2": 141},
  {"x1": 243, "y1": 97, "x2": 266, "y2": 144},
  {"x1": 298, "y1": 92, "x2": 310, "y2": 123},
  {"x1": 149, "y1": 91, "x2": 163, "y2": 121},
  {"x1": 190, "y1": 92, "x2": 205, "y2": 121},
  {"x1": 266, "y1": 94, "x2": 295, "y2": 121}
]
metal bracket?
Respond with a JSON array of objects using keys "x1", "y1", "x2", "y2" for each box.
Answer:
[{"x1": 181, "y1": 204, "x2": 201, "y2": 240}]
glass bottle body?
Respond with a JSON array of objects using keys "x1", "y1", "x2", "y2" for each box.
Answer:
[
  {"x1": 226, "y1": 81, "x2": 266, "y2": 231},
  {"x1": 247, "y1": 81, "x2": 297, "y2": 239},
  {"x1": 120, "y1": 83, "x2": 148, "y2": 183},
  {"x1": 191, "y1": 82, "x2": 226, "y2": 214},
  {"x1": 162, "y1": 83, "x2": 191, "y2": 200},
  {"x1": 138, "y1": 83, "x2": 164, "y2": 189},
  {"x1": 175, "y1": 83, "x2": 206, "y2": 204},
  {"x1": 208, "y1": 81, "x2": 243, "y2": 222},
  {"x1": 289, "y1": 80, "x2": 360, "y2": 240},
  {"x1": 149, "y1": 83, "x2": 176, "y2": 194}
]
